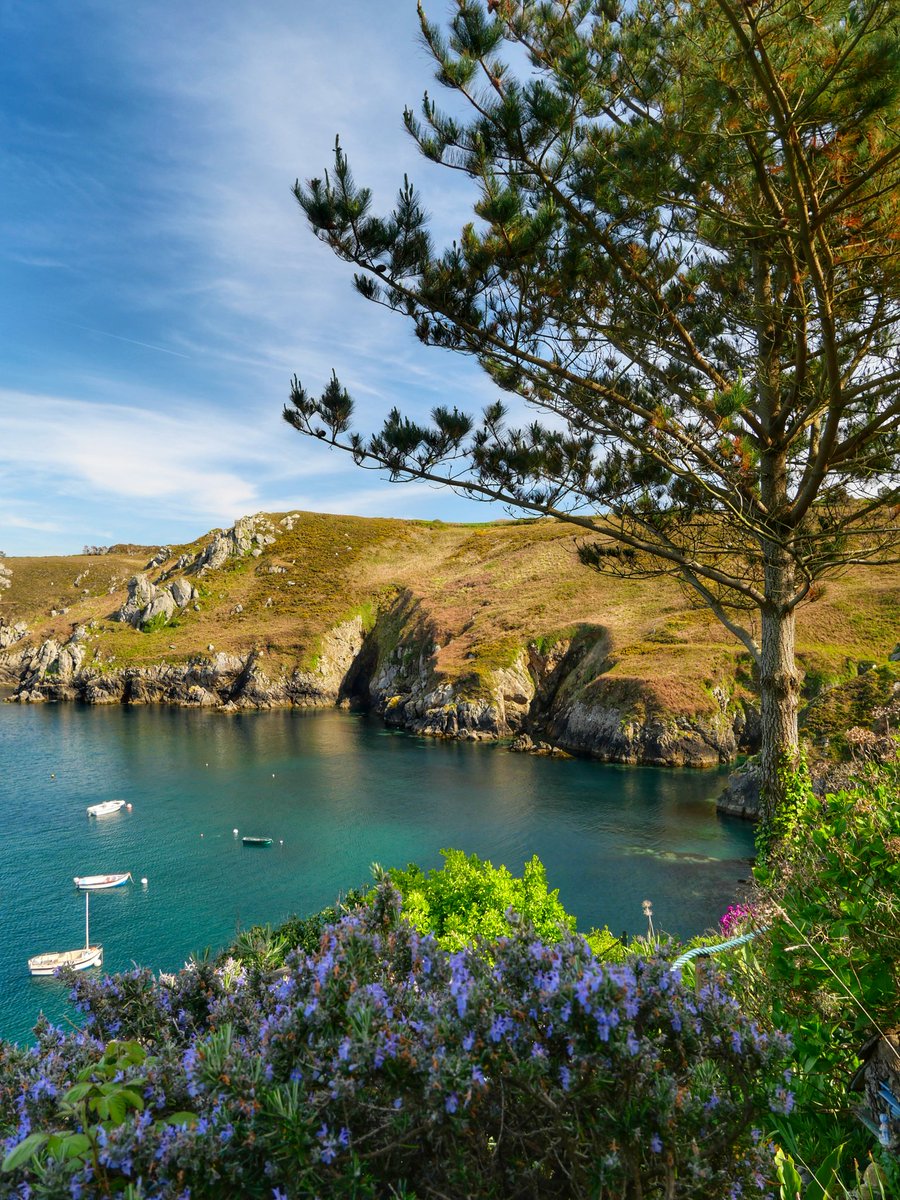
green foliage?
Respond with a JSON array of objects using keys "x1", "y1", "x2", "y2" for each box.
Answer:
[
  {"x1": 744, "y1": 766, "x2": 900, "y2": 1172},
  {"x1": 802, "y1": 663, "x2": 900, "y2": 757},
  {"x1": 583, "y1": 924, "x2": 629, "y2": 961},
  {"x1": 228, "y1": 888, "x2": 371, "y2": 968},
  {"x1": 387, "y1": 849, "x2": 576, "y2": 950},
  {"x1": 1, "y1": 1039, "x2": 196, "y2": 1190},
  {"x1": 757, "y1": 750, "x2": 813, "y2": 862},
  {"x1": 228, "y1": 924, "x2": 291, "y2": 971},
  {"x1": 531, "y1": 626, "x2": 577, "y2": 656},
  {"x1": 772, "y1": 1144, "x2": 900, "y2": 1200},
  {"x1": 140, "y1": 611, "x2": 171, "y2": 635},
  {"x1": 227, "y1": 860, "x2": 625, "y2": 970}
]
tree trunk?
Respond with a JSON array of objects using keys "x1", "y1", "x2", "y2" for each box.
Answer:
[{"x1": 758, "y1": 561, "x2": 801, "y2": 829}]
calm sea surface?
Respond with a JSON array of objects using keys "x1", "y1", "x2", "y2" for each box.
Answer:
[{"x1": 0, "y1": 702, "x2": 754, "y2": 1044}]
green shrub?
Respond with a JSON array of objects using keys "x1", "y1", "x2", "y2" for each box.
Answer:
[
  {"x1": 386, "y1": 849, "x2": 576, "y2": 949},
  {"x1": 746, "y1": 766, "x2": 900, "y2": 1170}
]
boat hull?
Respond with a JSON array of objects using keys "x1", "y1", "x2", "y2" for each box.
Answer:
[
  {"x1": 242, "y1": 837, "x2": 273, "y2": 846},
  {"x1": 73, "y1": 874, "x2": 132, "y2": 890},
  {"x1": 86, "y1": 800, "x2": 126, "y2": 817},
  {"x1": 28, "y1": 946, "x2": 103, "y2": 976}
]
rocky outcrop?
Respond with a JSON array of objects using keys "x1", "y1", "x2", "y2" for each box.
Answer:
[
  {"x1": 145, "y1": 547, "x2": 171, "y2": 570},
  {"x1": 716, "y1": 761, "x2": 761, "y2": 819},
  {"x1": 340, "y1": 596, "x2": 535, "y2": 741},
  {"x1": 0, "y1": 557, "x2": 11, "y2": 591},
  {"x1": 0, "y1": 621, "x2": 27, "y2": 649},
  {"x1": 192, "y1": 516, "x2": 276, "y2": 574},
  {"x1": 114, "y1": 574, "x2": 197, "y2": 629},
  {"x1": 12, "y1": 633, "x2": 88, "y2": 702},
  {"x1": 373, "y1": 657, "x2": 535, "y2": 742},
  {"x1": 511, "y1": 633, "x2": 744, "y2": 767},
  {"x1": 113, "y1": 517, "x2": 279, "y2": 631},
  {"x1": 6, "y1": 616, "x2": 366, "y2": 711},
  {"x1": 546, "y1": 697, "x2": 737, "y2": 767},
  {"x1": 10, "y1": 594, "x2": 744, "y2": 762},
  {"x1": 0, "y1": 605, "x2": 755, "y2": 769},
  {"x1": 509, "y1": 733, "x2": 571, "y2": 758},
  {"x1": 0, "y1": 583, "x2": 758, "y2": 771}
]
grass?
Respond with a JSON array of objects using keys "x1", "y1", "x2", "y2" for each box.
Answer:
[{"x1": 2, "y1": 510, "x2": 899, "y2": 727}]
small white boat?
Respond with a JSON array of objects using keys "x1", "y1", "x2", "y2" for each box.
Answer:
[
  {"x1": 73, "y1": 873, "x2": 132, "y2": 890},
  {"x1": 28, "y1": 893, "x2": 103, "y2": 976},
  {"x1": 27, "y1": 946, "x2": 103, "y2": 975},
  {"x1": 86, "y1": 800, "x2": 126, "y2": 817}
]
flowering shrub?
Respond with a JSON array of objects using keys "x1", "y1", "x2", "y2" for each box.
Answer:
[
  {"x1": 720, "y1": 904, "x2": 754, "y2": 938},
  {"x1": 1, "y1": 885, "x2": 789, "y2": 1198}
]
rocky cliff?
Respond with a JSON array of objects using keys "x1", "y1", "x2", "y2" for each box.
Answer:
[{"x1": 1, "y1": 510, "x2": 897, "y2": 780}]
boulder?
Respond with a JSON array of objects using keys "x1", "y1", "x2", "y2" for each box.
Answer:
[
  {"x1": 169, "y1": 577, "x2": 195, "y2": 608},
  {"x1": 141, "y1": 591, "x2": 177, "y2": 627},
  {"x1": 0, "y1": 621, "x2": 28, "y2": 649},
  {"x1": 115, "y1": 573, "x2": 194, "y2": 629},
  {"x1": 716, "y1": 761, "x2": 761, "y2": 820},
  {"x1": 145, "y1": 547, "x2": 171, "y2": 569},
  {"x1": 193, "y1": 516, "x2": 276, "y2": 574}
]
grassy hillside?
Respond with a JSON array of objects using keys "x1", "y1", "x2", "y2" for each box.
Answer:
[{"x1": 1, "y1": 510, "x2": 898, "y2": 716}]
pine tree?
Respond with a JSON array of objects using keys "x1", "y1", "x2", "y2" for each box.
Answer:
[{"x1": 285, "y1": 0, "x2": 900, "y2": 827}]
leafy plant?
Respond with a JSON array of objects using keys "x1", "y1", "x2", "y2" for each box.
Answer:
[
  {"x1": 1, "y1": 1040, "x2": 196, "y2": 1195},
  {"x1": 715, "y1": 766, "x2": 900, "y2": 1179},
  {"x1": 387, "y1": 849, "x2": 576, "y2": 949}
]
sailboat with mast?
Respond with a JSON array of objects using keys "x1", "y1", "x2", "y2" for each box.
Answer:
[{"x1": 27, "y1": 891, "x2": 103, "y2": 976}]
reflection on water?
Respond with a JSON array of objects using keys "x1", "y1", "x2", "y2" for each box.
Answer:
[{"x1": 0, "y1": 704, "x2": 754, "y2": 1044}]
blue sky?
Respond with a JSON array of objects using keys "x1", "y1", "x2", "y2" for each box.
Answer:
[{"x1": 0, "y1": 0, "x2": 508, "y2": 555}]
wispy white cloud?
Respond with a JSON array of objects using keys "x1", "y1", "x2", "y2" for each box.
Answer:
[
  {"x1": 0, "y1": 391, "x2": 263, "y2": 518},
  {"x1": 0, "y1": 512, "x2": 64, "y2": 534},
  {"x1": 0, "y1": 1, "x2": 512, "y2": 555}
]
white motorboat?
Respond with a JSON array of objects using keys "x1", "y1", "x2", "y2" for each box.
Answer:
[
  {"x1": 86, "y1": 800, "x2": 126, "y2": 817},
  {"x1": 73, "y1": 873, "x2": 132, "y2": 890},
  {"x1": 28, "y1": 893, "x2": 103, "y2": 976}
]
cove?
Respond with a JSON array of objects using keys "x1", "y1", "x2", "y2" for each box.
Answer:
[{"x1": 0, "y1": 703, "x2": 754, "y2": 1045}]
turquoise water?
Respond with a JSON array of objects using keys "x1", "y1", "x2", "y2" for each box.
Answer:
[{"x1": 0, "y1": 703, "x2": 754, "y2": 1044}]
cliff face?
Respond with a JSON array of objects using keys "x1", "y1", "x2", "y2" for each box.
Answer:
[
  {"x1": 0, "y1": 596, "x2": 749, "y2": 767},
  {"x1": 5, "y1": 619, "x2": 366, "y2": 712},
  {"x1": 1, "y1": 509, "x2": 897, "y2": 772}
]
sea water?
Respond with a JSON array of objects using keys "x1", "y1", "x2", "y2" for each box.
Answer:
[{"x1": 0, "y1": 703, "x2": 754, "y2": 1044}]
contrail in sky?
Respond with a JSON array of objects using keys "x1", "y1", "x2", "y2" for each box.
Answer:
[{"x1": 57, "y1": 321, "x2": 192, "y2": 359}]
